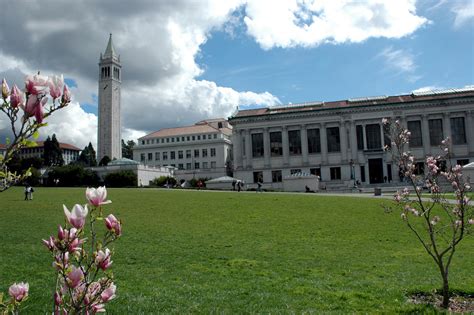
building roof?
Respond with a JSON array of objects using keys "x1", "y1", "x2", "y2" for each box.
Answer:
[
  {"x1": 108, "y1": 158, "x2": 140, "y2": 166},
  {"x1": 103, "y1": 33, "x2": 117, "y2": 59},
  {"x1": 141, "y1": 121, "x2": 231, "y2": 140},
  {"x1": 230, "y1": 87, "x2": 474, "y2": 119},
  {"x1": 33, "y1": 142, "x2": 81, "y2": 151}
]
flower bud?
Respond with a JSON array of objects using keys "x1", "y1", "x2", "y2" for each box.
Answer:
[{"x1": 2, "y1": 78, "x2": 9, "y2": 99}]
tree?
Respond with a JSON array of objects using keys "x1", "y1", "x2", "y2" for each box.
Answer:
[
  {"x1": 99, "y1": 155, "x2": 111, "y2": 166},
  {"x1": 104, "y1": 170, "x2": 137, "y2": 187},
  {"x1": 77, "y1": 142, "x2": 97, "y2": 167},
  {"x1": 121, "y1": 139, "x2": 135, "y2": 159},
  {"x1": 383, "y1": 118, "x2": 473, "y2": 309},
  {"x1": 44, "y1": 134, "x2": 64, "y2": 166}
]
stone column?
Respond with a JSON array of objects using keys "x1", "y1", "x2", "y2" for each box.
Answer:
[
  {"x1": 340, "y1": 121, "x2": 348, "y2": 162},
  {"x1": 379, "y1": 123, "x2": 384, "y2": 150},
  {"x1": 282, "y1": 126, "x2": 289, "y2": 166},
  {"x1": 320, "y1": 123, "x2": 328, "y2": 164},
  {"x1": 362, "y1": 124, "x2": 367, "y2": 150},
  {"x1": 421, "y1": 114, "x2": 431, "y2": 156},
  {"x1": 245, "y1": 129, "x2": 252, "y2": 169},
  {"x1": 466, "y1": 111, "x2": 474, "y2": 154},
  {"x1": 263, "y1": 127, "x2": 271, "y2": 168},
  {"x1": 233, "y1": 130, "x2": 242, "y2": 170},
  {"x1": 443, "y1": 113, "x2": 451, "y2": 147},
  {"x1": 301, "y1": 124, "x2": 309, "y2": 165},
  {"x1": 350, "y1": 120, "x2": 358, "y2": 162}
]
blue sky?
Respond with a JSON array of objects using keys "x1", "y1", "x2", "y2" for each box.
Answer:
[{"x1": 198, "y1": 1, "x2": 473, "y2": 106}]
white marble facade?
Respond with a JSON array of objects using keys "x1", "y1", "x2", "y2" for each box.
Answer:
[{"x1": 229, "y1": 88, "x2": 474, "y2": 190}]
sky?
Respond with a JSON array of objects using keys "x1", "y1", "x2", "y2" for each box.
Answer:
[{"x1": 0, "y1": 0, "x2": 473, "y2": 150}]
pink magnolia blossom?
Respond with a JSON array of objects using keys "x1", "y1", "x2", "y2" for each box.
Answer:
[
  {"x1": 100, "y1": 283, "x2": 116, "y2": 302},
  {"x1": 62, "y1": 84, "x2": 71, "y2": 103},
  {"x1": 2, "y1": 78, "x2": 10, "y2": 98},
  {"x1": 105, "y1": 214, "x2": 122, "y2": 236},
  {"x1": 54, "y1": 291, "x2": 62, "y2": 306},
  {"x1": 58, "y1": 225, "x2": 66, "y2": 240},
  {"x1": 48, "y1": 75, "x2": 64, "y2": 99},
  {"x1": 68, "y1": 237, "x2": 83, "y2": 253},
  {"x1": 469, "y1": 219, "x2": 474, "y2": 225},
  {"x1": 10, "y1": 84, "x2": 24, "y2": 108},
  {"x1": 63, "y1": 204, "x2": 88, "y2": 229},
  {"x1": 9, "y1": 282, "x2": 29, "y2": 302},
  {"x1": 67, "y1": 266, "x2": 84, "y2": 288},
  {"x1": 23, "y1": 93, "x2": 48, "y2": 123},
  {"x1": 95, "y1": 248, "x2": 113, "y2": 270},
  {"x1": 92, "y1": 303, "x2": 105, "y2": 313},
  {"x1": 25, "y1": 74, "x2": 48, "y2": 95},
  {"x1": 86, "y1": 186, "x2": 112, "y2": 207},
  {"x1": 42, "y1": 235, "x2": 56, "y2": 251},
  {"x1": 430, "y1": 216, "x2": 440, "y2": 225}
]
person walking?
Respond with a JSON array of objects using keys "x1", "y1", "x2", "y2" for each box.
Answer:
[
  {"x1": 24, "y1": 184, "x2": 29, "y2": 201},
  {"x1": 28, "y1": 185, "x2": 34, "y2": 200}
]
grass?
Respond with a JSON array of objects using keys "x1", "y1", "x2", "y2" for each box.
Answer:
[{"x1": 0, "y1": 187, "x2": 473, "y2": 313}]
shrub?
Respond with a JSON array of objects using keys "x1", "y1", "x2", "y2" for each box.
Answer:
[{"x1": 104, "y1": 170, "x2": 137, "y2": 187}]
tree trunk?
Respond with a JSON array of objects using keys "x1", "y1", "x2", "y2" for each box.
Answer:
[{"x1": 441, "y1": 272, "x2": 450, "y2": 308}]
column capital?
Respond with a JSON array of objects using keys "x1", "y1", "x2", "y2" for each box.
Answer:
[
  {"x1": 301, "y1": 124, "x2": 307, "y2": 130},
  {"x1": 282, "y1": 125, "x2": 288, "y2": 131}
]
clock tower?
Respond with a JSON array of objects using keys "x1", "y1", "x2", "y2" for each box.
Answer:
[{"x1": 98, "y1": 33, "x2": 122, "y2": 161}]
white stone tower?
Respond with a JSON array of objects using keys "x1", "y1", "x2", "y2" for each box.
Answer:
[{"x1": 98, "y1": 33, "x2": 122, "y2": 161}]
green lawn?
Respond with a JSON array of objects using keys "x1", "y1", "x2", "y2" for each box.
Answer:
[{"x1": 0, "y1": 187, "x2": 472, "y2": 313}]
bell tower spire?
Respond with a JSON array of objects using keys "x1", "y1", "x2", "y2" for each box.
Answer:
[{"x1": 98, "y1": 33, "x2": 122, "y2": 161}]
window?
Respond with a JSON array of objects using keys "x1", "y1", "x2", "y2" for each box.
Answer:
[
  {"x1": 146, "y1": 140, "x2": 149, "y2": 144},
  {"x1": 202, "y1": 149, "x2": 208, "y2": 157},
  {"x1": 176, "y1": 137, "x2": 180, "y2": 142},
  {"x1": 330, "y1": 167, "x2": 341, "y2": 180},
  {"x1": 197, "y1": 135, "x2": 201, "y2": 140},
  {"x1": 186, "y1": 163, "x2": 191, "y2": 170},
  {"x1": 288, "y1": 130, "x2": 301, "y2": 155},
  {"x1": 253, "y1": 171, "x2": 263, "y2": 183},
  {"x1": 290, "y1": 169, "x2": 301, "y2": 175},
  {"x1": 203, "y1": 162, "x2": 208, "y2": 169},
  {"x1": 211, "y1": 161, "x2": 216, "y2": 168},
  {"x1": 272, "y1": 170, "x2": 282, "y2": 182},
  {"x1": 147, "y1": 153, "x2": 153, "y2": 161},
  {"x1": 429, "y1": 119, "x2": 443, "y2": 146},
  {"x1": 213, "y1": 134, "x2": 217, "y2": 139},
  {"x1": 365, "y1": 124, "x2": 381, "y2": 150},
  {"x1": 161, "y1": 139, "x2": 164, "y2": 143},
  {"x1": 414, "y1": 162, "x2": 424, "y2": 175},
  {"x1": 270, "y1": 131, "x2": 282, "y2": 156},
  {"x1": 252, "y1": 133, "x2": 264, "y2": 157},
  {"x1": 218, "y1": 122, "x2": 223, "y2": 128},
  {"x1": 356, "y1": 125, "x2": 364, "y2": 150},
  {"x1": 194, "y1": 162, "x2": 200, "y2": 169},
  {"x1": 178, "y1": 151, "x2": 183, "y2": 159},
  {"x1": 178, "y1": 164, "x2": 184, "y2": 170},
  {"x1": 170, "y1": 151, "x2": 175, "y2": 160},
  {"x1": 242, "y1": 137, "x2": 246, "y2": 156},
  {"x1": 162, "y1": 152, "x2": 168, "y2": 160},
  {"x1": 327, "y1": 127, "x2": 340, "y2": 152},
  {"x1": 451, "y1": 117, "x2": 466, "y2": 145},
  {"x1": 407, "y1": 121, "x2": 422, "y2": 147},
  {"x1": 166, "y1": 138, "x2": 170, "y2": 143},
  {"x1": 360, "y1": 165, "x2": 366, "y2": 182},
  {"x1": 457, "y1": 159, "x2": 469, "y2": 166},
  {"x1": 192, "y1": 136, "x2": 195, "y2": 141},
  {"x1": 187, "y1": 136, "x2": 190, "y2": 141},
  {"x1": 310, "y1": 168, "x2": 321, "y2": 178},
  {"x1": 307, "y1": 128, "x2": 321, "y2": 154},
  {"x1": 155, "y1": 152, "x2": 160, "y2": 160},
  {"x1": 140, "y1": 153, "x2": 145, "y2": 162},
  {"x1": 186, "y1": 150, "x2": 191, "y2": 158},
  {"x1": 171, "y1": 138, "x2": 175, "y2": 142},
  {"x1": 210, "y1": 148, "x2": 216, "y2": 157},
  {"x1": 182, "y1": 137, "x2": 185, "y2": 141},
  {"x1": 194, "y1": 149, "x2": 199, "y2": 158}
]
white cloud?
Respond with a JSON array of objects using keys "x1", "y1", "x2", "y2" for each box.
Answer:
[
  {"x1": 412, "y1": 85, "x2": 444, "y2": 93},
  {"x1": 243, "y1": 0, "x2": 428, "y2": 49},
  {"x1": 378, "y1": 47, "x2": 421, "y2": 82},
  {"x1": 452, "y1": 0, "x2": 474, "y2": 28}
]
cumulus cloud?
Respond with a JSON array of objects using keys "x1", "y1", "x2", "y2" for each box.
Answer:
[
  {"x1": 452, "y1": 0, "x2": 474, "y2": 28},
  {"x1": 0, "y1": 0, "x2": 429, "y2": 149},
  {"x1": 243, "y1": 0, "x2": 428, "y2": 49}
]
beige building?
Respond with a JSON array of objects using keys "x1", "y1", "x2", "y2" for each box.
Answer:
[
  {"x1": 229, "y1": 87, "x2": 474, "y2": 190},
  {"x1": 133, "y1": 119, "x2": 233, "y2": 181},
  {"x1": 17, "y1": 141, "x2": 81, "y2": 165}
]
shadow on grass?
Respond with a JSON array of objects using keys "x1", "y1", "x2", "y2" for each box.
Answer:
[{"x1": 404, "y1": 289, "x2": 474, "y2": 313}]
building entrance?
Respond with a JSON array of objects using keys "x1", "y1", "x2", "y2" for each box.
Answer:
[{"x1": 368, "y1": 158, "x2": 384, "y2": 184}]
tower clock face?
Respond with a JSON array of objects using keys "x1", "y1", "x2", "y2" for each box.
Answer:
[{"x1": 103, "y1": 84, "x2": 108, "y2": 90}]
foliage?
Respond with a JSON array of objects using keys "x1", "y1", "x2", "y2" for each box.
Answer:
[
  {"x1": 0, "y1": 74, "x2": 71, "y2": 191},
  {"x1": 42, "y1": 187, "x2": 121, "y2": 313},
  {"x1": 77, "y1": 143, "x2": 97, "y2": 167},
  {"x1": 1, "y1": 188, "x2": 473, "y2": 313},
  {"x1": 383, "y1": 118, "x2": 473, "y2": 308},
  {"x1": 189, "y1": 177, "x2": 209, "y2": 188},
  {"x1": 99, "y1": 156, "x2": 111, "y2": 166},
  {"x1": 150, "y1": 176, "x2": 177, "y2": 187},
  {"x1": 47, "y1": 165, "x2": 100, "y2": 187},
  {"x1": 104, "y1": 171, "x2": 137, "y2": 187},
  {"x1": 43, "y1": 134, "x2": 64, "y2": 167},
  {"x1": 121, "y1": 140, "x2": 135, "y2": 160}
]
